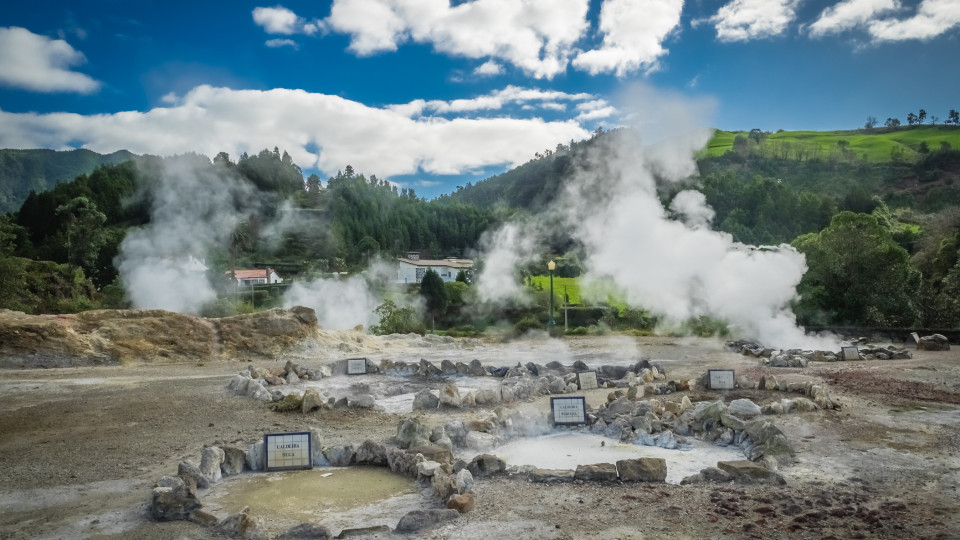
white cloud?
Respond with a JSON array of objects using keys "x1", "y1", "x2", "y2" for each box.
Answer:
[
  {"x1": 0, "y1": 85, "x2": 590, "y2": 178},
  {"x1": 575, "y1": 99, "x2": 617, "y2": 121},
  {"x1": 265, "y1": 38, "x2": 299, "y2": 48},
  {"x1": 808, "y1": 0, "x2": 900, "y2": 37},
  {"x1": 0, "y1": 26, "x2": 100, "y2": 93},
  {"x1": 868, "y1": 0, "x2": 960, "y2": 41},
  {"x1": 389, "y1": 85, "x2": 594, "y2": 116},
  {"x1": 474, "y1": 60, "x2": 504, "y2": 76},
  {"x1": 252, "y1": 6, "x2": 320, "y2": 36},
  {"x1": 572, "y1": 0, "x2": 684, "y2": 76},
  {"x1": 701, "y1": 0, "x2": 800, "y2": 42},
  {"x1": 325, "y1": 0, "x2": 590, "y2": 79}
]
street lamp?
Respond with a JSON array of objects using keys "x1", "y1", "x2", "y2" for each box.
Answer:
[{"x1": 547, "y1": 260, "x2": 556, "y2": 331}]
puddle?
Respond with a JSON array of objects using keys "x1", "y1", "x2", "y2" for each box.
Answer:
[
  {"x1": 204, "y1": 467, "x2": 432, "y2": 532},
  {"x1": 489, "y1": 432, "x2": 745, "y2": 484}
]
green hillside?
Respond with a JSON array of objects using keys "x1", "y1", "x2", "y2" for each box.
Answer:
[
  {"x1": 704, "y1": 125, "x2": 960, "y2": 162},
  {"x1": 0, "y1": 148, "x2": 136, "y2": 214}
]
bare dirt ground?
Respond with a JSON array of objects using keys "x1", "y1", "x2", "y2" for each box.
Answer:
[{"x1": 1, "y1": 334, "x2": 959, "y2": 539}]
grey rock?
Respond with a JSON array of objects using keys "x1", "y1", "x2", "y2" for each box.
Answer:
[
  {"x1": 354, "y1": 440, "x2": 388, "y2": 466},
  {"x1": 439, "y1": 384, "x2": 463, "y2": 408},
  {"x1": 277, "y1": 523, "x2": 333, "y2": 539},
  {"x1": 395, "y1": 417, "x2": 432, "y2": 449},
  {"x1": 336, "y1": 525, "x2": 392, "y2": 538},
  {"x1": 440, "y1": 359, "x2": 458, "y2": 375},
  {"x1": 412, "y1": 389, "x2": 440, "y2": 410},
  {"x1": 151, "y1": 476, "x2": 201, "y2": 521},
  {"x1": 467, "y1": 454, "x2": 506, "y2": 477},
  {"x1": 574, "y1": 463, "x2": 618, "y2": 482},
  {"x1": 418, "y1": 359, "x2": 442, "y2": 377},
  {"x1": 531, "y1": 468, "x2": 576, "y2": 483},
  {"x1": 218, "y1": 508, "x2": 269, "y2": 540},
  {"x1": 310, "y1": 429, "x2": 330, "y2": 467},
  {"x1": 455, "y1": 469, "x2": 474, "y2": 494},
  {"x1": 199, "y1": 446, "x2": 225, "y2": 485},
  {"x1": 348, "y1": 394, "x2": 376, "y2": 408},
  {"x1": 395, "y1": 509, "x2": 460, "y2": 533},
  {"x1": 468, "y1": 359, "x2": 487, "y2": 376},
  {"x1": 717, "y1": 460, "x2": 786, "y2": 484},
  {"x1": 464, "y1": 431, "x2": 497, "y2": 450},
  {"x1": 285, "y1": 371, "x2": 300, "y2": 384},
  {"x1": 417, "y1": 460, "x2": 442, "y2": 477},
  {"x1": 323, "y1": 445, "x2": 356, "y2": 467},
  {"x1": 616, "y1": 458, "x2": 667, "y2": 482},
  {"x1": 246, "y1": 441, "x2": 265, "y2": 472},
  {"x1": 177, "y1": 460, "x2": 208, "y2": 489},
  {"x1": 728, "y1": 398, "x2": 762, "y2": 418},
  {"x1": 221, "y1": 446, "x2": 247, "y2": 476},
  {"x1": 302, "y1": 389, "x2": 326, "y2": 413}
]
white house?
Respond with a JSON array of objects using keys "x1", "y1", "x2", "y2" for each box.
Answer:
[
  {"x1": 227, "y1": 268, "x2": 283, "y2": 287},
  {"x1": 394, "y1": 253, "x2": 473, "y2": 284}
]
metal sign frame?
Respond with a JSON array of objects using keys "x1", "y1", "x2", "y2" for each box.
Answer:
[
  {"x1": 841, "y1": 346, "x2": 860, "y2": 361},
  {"x1": 707, "y1": 369, "x2": 736, "y2": 390},
  {"x1": 550, "y1": 396, "x2": 588, "y2": 426},
  {"x1": 346, "y1": 358, "x2": 367, "y2": 375},
  {"x1": 264, "y1": 431, "x2": 313, "y2": 472}
]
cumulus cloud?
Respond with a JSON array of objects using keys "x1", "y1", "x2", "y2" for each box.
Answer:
[
  {"x1": 868, "y1": 0, "x2": 960, "y2": 41},
  {"x1": 252, "y1": 6, "x2": 320, "y2": 35},
  {"x1": 575, "y1": 99, "x2": 617, "y2": 121},
  {"x1": 0, "y1": 26, "x2": 100, "y2": 93},
  {"x1": 699, "y1": 0, "x2": 800, "y2": 41},
  {"x1": 474, "y1": 60, "x2": 505, "y2": 76},
  {"x1": 808, "y1": 0, "x2": 900, "y2": 37},
  {"x1": 325, "y1": 0, "x2": 589, "y2": 79},
  {"x1": 572, "y1": 0, "x2": 684, "y2": 76},
  {"x1": 0, "y1": 85, "x2": 590, "y2": 179}
]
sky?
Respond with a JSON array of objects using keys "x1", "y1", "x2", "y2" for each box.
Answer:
[{"x1": 1, "y1": 0, "x2": 958, "y2": 198}]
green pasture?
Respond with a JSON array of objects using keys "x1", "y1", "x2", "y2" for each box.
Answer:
[{"x1": 704, "y1": 126, "x2": 960, "y2": 162}]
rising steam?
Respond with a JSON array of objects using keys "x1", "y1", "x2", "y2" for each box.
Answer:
[{"x1": 476, "y1": 84, "x2": 833, "y2": 349}]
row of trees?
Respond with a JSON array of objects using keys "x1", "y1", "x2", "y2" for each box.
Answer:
[{"x1": 867, "y1": 108, "x2": 960, "y2": 128}]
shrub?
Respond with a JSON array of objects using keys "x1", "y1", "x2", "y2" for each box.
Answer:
[
  {"x1": 514, "y1": 315, "x2": 544, "y2": 334},
  {"x1": 370, "y1": 299, "x2": 424, "y2": 335},
  {"x1": 270, "y1": 394, "x2": 303, "y2": 412}
]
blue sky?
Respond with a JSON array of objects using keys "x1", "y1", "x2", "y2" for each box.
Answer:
[{"x1": 1, "y1": 0, "x2": 959, "y2": 198}]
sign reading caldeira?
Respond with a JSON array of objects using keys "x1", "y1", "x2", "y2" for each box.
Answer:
[
  {"x1": 707, "y1": 369, "x2": 735, "y2": 390},
  {"x1": 551, "y1": 397, "x2": 587, "y2": 425},
  {"x1": 264, "y1": 432, "x2": 312, "y2": 471}
]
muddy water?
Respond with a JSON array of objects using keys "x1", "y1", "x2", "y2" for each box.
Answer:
[
  {"x1": 204, "y1": 467, "x2": 431, "y2": 533},
  {"x1": 491, "y1": 432, "x2": 745, "y2": 484}
]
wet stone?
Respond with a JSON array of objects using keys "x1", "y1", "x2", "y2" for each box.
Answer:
[{"x1": 574, "y1": 463, "x2": 618, "y2": 482}]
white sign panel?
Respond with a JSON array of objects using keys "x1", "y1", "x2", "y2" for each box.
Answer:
[
  {"x1": 347, "y1": 358, "x2": 367, "y2": 375},
  {"x1": 551, "y1": 397, "x2": 587, "y2": 425},
  {"x1": 264, "y1": 432, "x2": 312, "y2": 471},
  {"x1": 577, "y1": 371, "x2": 598, "y2": 390},
  {"x1": 841, "y1": 346, "x2": 860, "y2": 361},
  {"x1": 708, "y1": 369, "x2": 735, "y2": 390}
]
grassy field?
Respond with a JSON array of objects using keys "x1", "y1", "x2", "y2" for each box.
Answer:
[
  {"x1": 703, "y1": 125, "x2": 960, "y2": 162},
  {"x1": 529, "y1": 276, "x2": 581, "y2": 304}
]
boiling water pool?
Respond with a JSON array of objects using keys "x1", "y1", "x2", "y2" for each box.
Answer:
[
  {"x1": 203, "y1": 467, "x2": 432, "y2": 532},
  {"x1": 490, "y1": 432, "x2": 745, "y2": 484}
]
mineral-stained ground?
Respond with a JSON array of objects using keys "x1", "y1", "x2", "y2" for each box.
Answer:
[{"x1": 0, "y1": 308, "x2": 958, "y2": 539}]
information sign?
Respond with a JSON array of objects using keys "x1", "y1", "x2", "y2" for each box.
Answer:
[
  {"x1": 577, "y1": 371, "x2": 598, "y2": 390},
  {"x1": 346, "y1": 358, "x2": 367, "y2": 375},
  {"x1": 551, "y1": 397, "x2": 587, "y2": 425},
  {"x1": 264, "y1": 432, "x2": 312, "y2": 471},
  {"x1": 707, "y1": 369, "x2": 735, "y2": 390},
  {"x1": 841, "y1": 346, "x2": 860, "y2": 361}
]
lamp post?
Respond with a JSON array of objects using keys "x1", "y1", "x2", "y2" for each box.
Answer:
[{"x1": 547, "y1": 260, "x2": 556, "y2": 331}]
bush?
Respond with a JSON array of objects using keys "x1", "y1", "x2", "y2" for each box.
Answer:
[
  {"x1": 270, "y1": 394, "x2": 303, "y2": 412},
  {"x1": 514, "y1": 315, "x2": 544, "y2": 334},
  {"x1": 370, "y1": 299, "x2": 424, "y2": 335},
  {"x1": 565, "y1": 326, "x2": 588, "y2": 336}
]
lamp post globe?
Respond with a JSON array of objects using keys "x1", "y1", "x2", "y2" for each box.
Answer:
[{"x1": 547, "y1": 260, "x2": 556, "y2": 331}]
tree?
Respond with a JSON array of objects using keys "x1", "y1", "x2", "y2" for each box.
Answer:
[
  {"x1": 419, "y1": 268, "x2": 448, "y2": 329},
  {"x1": 55, "y1": 196, "x2": 107, "y2": 274},
  {"x1": 918, "y1": 109, "x2": 927, "y2": 124},
  {"x1": 792, "y1": 212, "x2": 922, "y2": 327},
  {"x1": 732, "y1": 135, "x2": 749, "y2": 155},
  {"x1": 948, "y1": 109, "x2": 960, "y2": 125},
  {"x1": 885, "y1": 117, "x2": 901, "y2": 127},
  {"x1": 455, "y1": 269, "x2": 469, "y2": 283},
  {"x1": 370, "y1": 299, "x2": 423, "y2": 335},
  {"x1": 864, "y1": 116, "x2": 877, "y2": 129},
  {"x1": 907, "y1": 112, "x2": 918, "y2": 125}
]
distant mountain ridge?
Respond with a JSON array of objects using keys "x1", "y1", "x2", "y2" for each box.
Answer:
[{"x1": 0, "y1": 148, "x2": 136, "y2": 214}]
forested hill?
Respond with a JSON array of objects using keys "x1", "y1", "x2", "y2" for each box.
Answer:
[{"x1": 0, "y1": 149, "x2": 136, "y2": 214}]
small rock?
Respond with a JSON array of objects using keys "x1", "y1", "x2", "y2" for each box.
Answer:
[
  {"x1": 395, "y1": 509, "x2": 460, "y2": 532},
  {"x1": 447, "y1": 493, "x2": 476, "y2": 513}
]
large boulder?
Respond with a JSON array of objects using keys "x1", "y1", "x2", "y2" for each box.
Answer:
[
  {"x1": 439, "y1": 384, "x2": 463, "y2": 408},
  {"x1": 151, "y1": 476, "x2": 201, "y2": 521},
  {"x1": 575, "y1": 463, "x2": 618, "y2": 482},
  {"x1": 199, "y1": 446, "x2": 225, "y2": 485},
  {"x1": 412, "y1": 389, "x2": 440, "y2": 411},
  {"x1": 221, "y1": 446, "x2": 247, "y2": 476},
  {"x1": 395, "y1": 509, "x2": 460, "y2": 533},
  {"x1": 917, "y1": 334, "x2": 950, "y2": 351},
  {"x1": 301, "y1": 388, "x2": 326, "y2": 413},
  {"x1": 728, "y1": 399, "x2": 762, "y2": 418},
  {"x1": 616, "y1": 458, "x2": 666, "y2": 482},
  {"x1": 395, "y1": 418, "x2": 432, "y2": 449},
  {"x1": 323, "y1": 445, "x2": 356, "y2": 467},
  {"x1": 178, "y1": 461, "x2": 208, "y2": 489},
  {"x1": 354, "y1": 440, "x2": 388, "y2": 466},
  {"x1": 467, "y1": 454, "x2": 506, "y2": 477}
]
